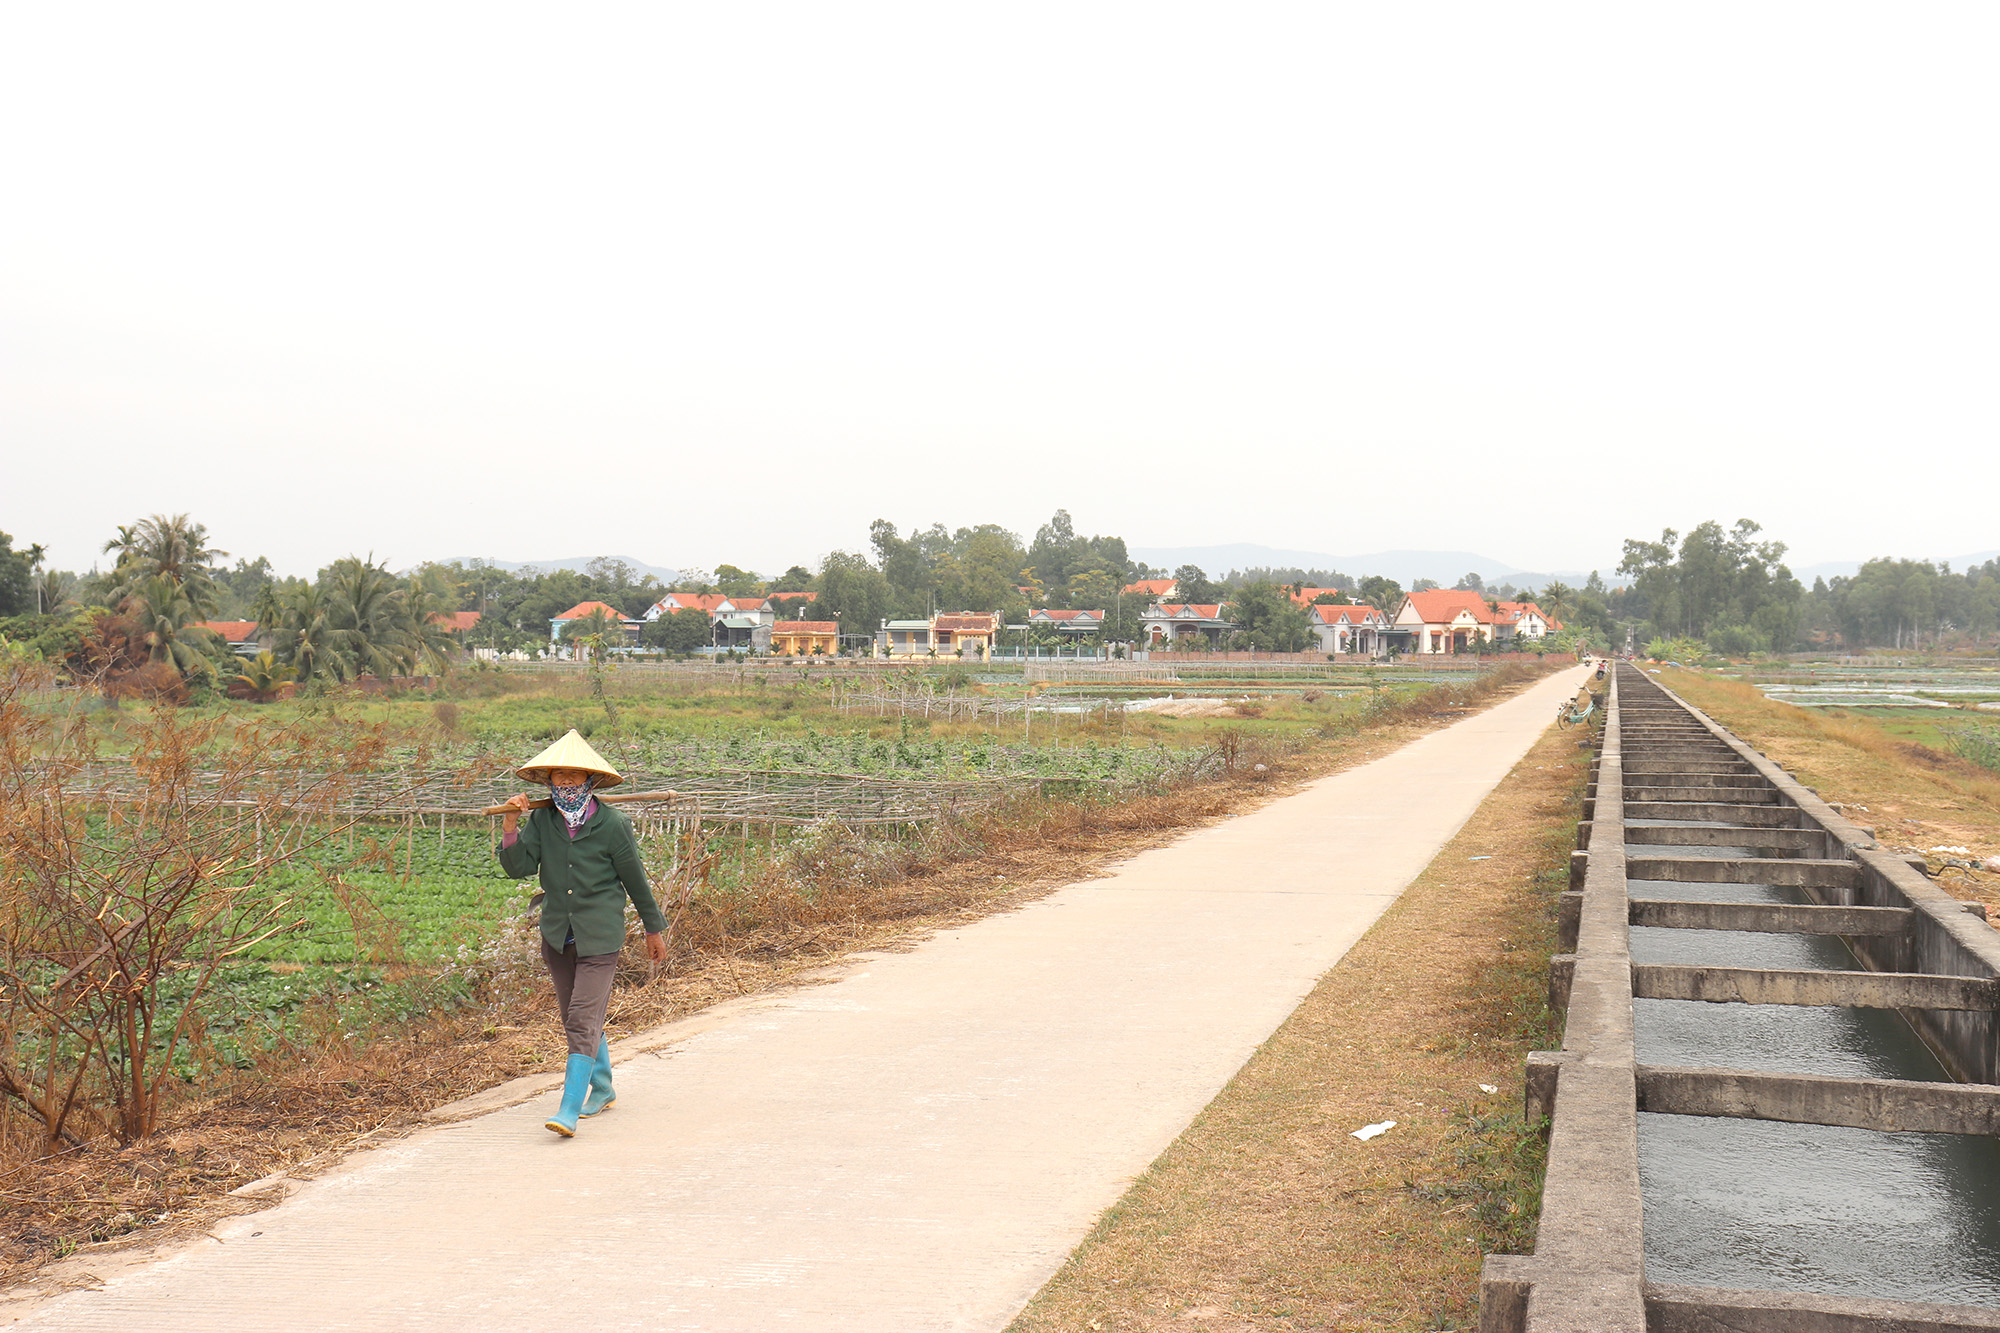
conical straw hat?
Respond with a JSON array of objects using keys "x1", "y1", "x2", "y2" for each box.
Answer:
[{"x1": 515, "y1": 729, "x2": 624, "y2": 788}]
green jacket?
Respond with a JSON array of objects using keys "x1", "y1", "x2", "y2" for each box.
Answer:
[{"x1": 496, "y1": 802, "x2": 667, "y2": 956}]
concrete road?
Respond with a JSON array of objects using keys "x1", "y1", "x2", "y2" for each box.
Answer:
[{"x1": 10, "y1": 666, "x2": 1585, "y2": 1332}]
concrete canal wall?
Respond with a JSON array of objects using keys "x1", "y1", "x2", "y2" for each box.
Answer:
[{"x1": 1482, "y1": 664, "x2": 2000, "y2": 1332}]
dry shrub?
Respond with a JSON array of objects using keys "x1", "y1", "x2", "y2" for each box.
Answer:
[
  {"x1": 102, "y1": 662, "x2": 188, "y2": 705},
  {"x1": 0, "y1": 663, "x2": 398, "y2": 1156}
]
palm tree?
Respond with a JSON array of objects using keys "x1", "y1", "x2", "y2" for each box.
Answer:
[
  {"x1": 230, "y1": 650, "x2": 297, "y2": 702},
  {"x1": 1538, "y1": 580, "x2": 1575, "y2": 627},
  {"x1": 562, "y1": 606, "x2": 624, "y2": 661},
  {"x1": 251, "y1": 581, "x2": 285, "y2": 641},
  {"x1": 123, "y1": 574, "x2": 222, "y2": 676},
  {"x1": 34, "y1": 568, "x2": 76, "y2": 616},
  {"x1": 104, "y1": 514, "x2": 227, "y2": 617},
  {"x1": 24, "y1": 542, "x2": 46, "y2": 613},
  {"x1": 268, "y1": 583, "x2": 336, "y2": 683},
  {"x1": 401, "y1": 578, "x2": 463, "y2": 674},
  {"x1": 321, "y1": 556, "x2": 417, "y2": 681}
]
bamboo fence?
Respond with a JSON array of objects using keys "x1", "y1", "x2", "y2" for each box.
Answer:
[{"x1": 56, "y1": 757, "x2": 1023, "y2": 832}]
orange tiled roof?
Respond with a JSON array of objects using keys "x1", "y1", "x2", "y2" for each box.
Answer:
[
  {"x1": 430, "y1": 610, "x2": 481, "y2": 632},
  {"x1": 773, "y1": 620, "x2": 839, "y2": 634},
  {"x1": 654, "y1": 593, "x2": 730, "y2": 613},
  {"x1": 1403, "y1": 590, "x2": 1495, "y2": 625},
  {"x1": 1031, "y1": 609, "x2": 1104, "y2": 621},
  {"x1": 768, "y1": 590, "x2": 818, "y2": 602},
  {"x1": 1310, "y1": 604, "x2": 1376, "y2": 625},
  {"x1": 1151, "y1": 604, "x2": 1225, "y2": 619},
  {"x1": 197, "y1": 620, "x2": 259, "y2": 641},
  {"x1": 933, "y1": 612, "x2": 999, "y2": 633},
  {"x1": 1493, "y1": 600, "x2": 1553, "y2": 625},
  {"x1": 1286, "y1": 586, "x2": 1347, "y2": 606},
  {"x1": 553, "y1": 600, "x2": 627, "y2": 621},
  {"x1": 1123, "y1": 579, "x2": 1177, "y2": 597}
]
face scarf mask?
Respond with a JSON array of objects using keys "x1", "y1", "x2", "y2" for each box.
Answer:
[{"x1": 549, "y1": 775, "x2": 595, "y2": 830}]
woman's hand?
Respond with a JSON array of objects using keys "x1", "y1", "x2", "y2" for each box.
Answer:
[
  {"x1": 500, "y1": 792, "x2": 533, "y2": 835},
  {"x1": 644, "y1": 931, "x2": 669, "y2": 963}
]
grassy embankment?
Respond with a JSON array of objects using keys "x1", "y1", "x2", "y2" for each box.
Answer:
[
  {"x1": 1, "y1": 659, "x2": 1562, "y2": 1286},
  {"x1": 1655, "y1": 667, "x2": 2000, "y2": 911},
  {"x1": 1008, "y1": 710, "x2": 1591, "y2": 1333}
]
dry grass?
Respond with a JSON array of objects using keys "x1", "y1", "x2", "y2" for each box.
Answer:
[
  {"x1": 0, "y1": 664, "x2": 1567, "y2": 1296},
  {"x1": 1007, "y1": 721, "x2": 1591, "y2": 1333},
  {"x1": 1656, "y1": 668, "x2": 2000, "y2": 913}
]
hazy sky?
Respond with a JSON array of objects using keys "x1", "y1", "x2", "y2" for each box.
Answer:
[{"x1": 5, "y1": 3, "x2": 1996, "y2": 581}]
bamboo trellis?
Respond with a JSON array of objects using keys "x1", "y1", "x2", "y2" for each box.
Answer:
[{"x1": 59, "y1": 758, "x2": 1020, "y2": 828}]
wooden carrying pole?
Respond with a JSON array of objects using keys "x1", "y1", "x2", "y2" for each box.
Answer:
[{"x1": 480, "y1": 789, "x2": 680, "y2": 816}]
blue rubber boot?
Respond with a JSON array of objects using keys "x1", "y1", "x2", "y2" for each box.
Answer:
[
  {"x1": 545, "y1": 1053, "x2": 593, "y2": 1137},
  {"x1": 580, "y1": 1037, "x2": 615, "y2": 1118}
]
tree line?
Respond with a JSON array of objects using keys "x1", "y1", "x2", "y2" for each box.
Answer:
[{"x1": 7, "y1": 511, "x2": 1988, "y2": 679}]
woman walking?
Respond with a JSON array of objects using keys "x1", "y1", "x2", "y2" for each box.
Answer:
[{"x1": 497, "y1": 729, "x2": 669, "y2": 1136}]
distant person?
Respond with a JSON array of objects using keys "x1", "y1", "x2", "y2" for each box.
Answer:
[{"x1": 497, "y1": 729, "x2": 669, "y2": 1136}]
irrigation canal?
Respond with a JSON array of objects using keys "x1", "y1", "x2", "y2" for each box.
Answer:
[{"x1": 1484, "y1": 663, "x2": 2000, "y2": 1331}]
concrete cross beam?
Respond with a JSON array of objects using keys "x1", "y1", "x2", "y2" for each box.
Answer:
[
  {"x1": 1634, "y1": 1064, "x2": 2000, "y2": 1135},
  {"x1": 1623, "y1": 855, "x2": 1859, "y2": 889},
  {"x1": 1623, "y1": 800, "x2": 1799, "y2": 824},
  {"x1": 1626, "y1": 899, "x2": 1911, "y2": 936},
  {"x1": 1644, "y1": 1282, "x2": 2000, "y2": 1331},
  {"x1": 1623, "y1": 784, "x2": 1781, "y2": 803},
  {"x1": 1631, "y1": 962, "x2": 2000, "y2": 1010},
  {"x1": 1621, "y1": 825, "x2": 1821, "y2": 853}
]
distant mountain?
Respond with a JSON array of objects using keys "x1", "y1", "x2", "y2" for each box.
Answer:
[
  {"x1": 427, "y1": 555, "x2": 682, "y2": 583},
  {"x1": 1793, "y1": 549, "x2": 2000, "y2": 584},
  {"x1": 1128, "y1": 543, "x2": 1601, "y2": 590}
]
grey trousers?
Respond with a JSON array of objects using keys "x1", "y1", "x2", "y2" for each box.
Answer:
[{"x1": 541, "y1": 940, "x2": 619, "y2": 1057}]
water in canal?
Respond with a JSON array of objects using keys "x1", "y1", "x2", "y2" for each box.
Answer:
[{"x1": 1628, "y1": 870, "x2": 2000, "y2": 1305}]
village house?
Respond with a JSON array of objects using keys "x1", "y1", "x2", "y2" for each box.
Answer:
[
  {"x1": 1382, "y1": 591, "x2": 1563, "y2": 654},
  {"x1": 644, "y1": 591, "x2": 730, "y2": 619},
  {"x1": 1306, "y1": 603, "x2": 1386, "y2": 655},
  {"x1": 878, "y1": 618, "x2": 933, "y2": 655},
  {"x1": 770, "y1": 620, "x2": 840, "y2": 656},
  {"x1": 1492, "y1": 600, "x2": 1559, "y2": 644},
  {"x1": 549, "y1": 600, "x2": 638, "y2": 646},
  {"x1": 1140, "y1": 602, "x2": 1232, "y2": 647},
  {"x1": 432, "y1": 610, "x2": 482, "y2": 635},
  {"x1": 1027, "y1": 608, "x2": 1105, "y2": 640},
  {"x1": 642, "y1": 590, "x2": 818, "y2": 649},
  {"x1": 877, "y1": 611, "x2": 1000, "y2": 659},
  {"x1": 195, "y1": 620, "x2": 263, "y2": 657},
  {"x1": 1384, "y1": 590, "x2": 1493, "y2": 654}
]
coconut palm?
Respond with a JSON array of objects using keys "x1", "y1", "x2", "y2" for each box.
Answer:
[
  {"x1": 122, "y1": 574, "x2": 222, "y2": 676},
  {"x1": 401, "y1": 578, "x2": 464, "y2": 673},
  {"x1": 104, "y1": 514, "x2": 227, "y2": 617},
  {"x1": 34, "y1": 568, "x2": 77, "y2": 616},
  {"x1": 1538, "y1": 580, "x2": 1575, "y2": 627},
  {"x1": 320, "y1": 556, "x2": 418, "y2": 681},
  {"x1": 267, "y1": 583, "x2": 337, "y2": 683}
]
